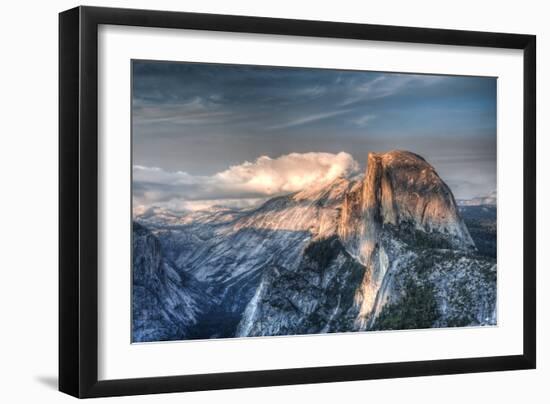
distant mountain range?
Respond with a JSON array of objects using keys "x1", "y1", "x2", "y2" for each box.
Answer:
[
  {"x1": 133, "y1": 150, "x2": 497, "y2": 342},
  {"x1": 457, "y1": 190, "x2": 497, "y2": 206}
]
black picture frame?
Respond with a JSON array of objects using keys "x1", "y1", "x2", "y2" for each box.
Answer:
[{"x1": 59, "y1": 5, "x2": 536, "y2": 398}]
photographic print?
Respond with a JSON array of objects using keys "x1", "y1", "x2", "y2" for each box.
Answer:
[{"x1": 131, "y1": 61, "x2": 497, "y2": 343}]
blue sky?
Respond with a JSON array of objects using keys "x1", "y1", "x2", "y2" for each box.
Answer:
[{"x1": 132, "y1": 60, "x2": 496, "y2": 212}]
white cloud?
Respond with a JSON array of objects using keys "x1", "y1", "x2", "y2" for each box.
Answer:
[
  {"x1": 296, "y1": 85, "x2": 327, "y2": 98},
  {"x1": 133, "y1": 152, "x2": 359, "y2": 213},
  {"x1": 266, "y1": 109, "x2": 352, "y2": 130},
  {"x1": 353, "y1": 114, "x2": 375, "y2": 127},
  {"x1": 340, "y1": 74, "x2": 444, "y2": 106},
  {"x1": 133, "y1": 96, "x2": 231, "y2": 126},
  {"x1": 214, "y1": 152, "x2": 359, "y2": 194}
]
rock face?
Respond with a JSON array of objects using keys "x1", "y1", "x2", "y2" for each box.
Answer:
[
  {"x1": 336, "y1": 151, "x2": 477, "y2": 328},
  {"x1": 340, "y1": 151, "x2": 474, "y2": 261},
  {"x1": 134, "y1": 150, "x2": 496, "y2": 341},
  {"x1": 138, "y1": 178, "x2": 356, "y2": 340},
  {"x1": 459, "y1": 204, "x2": 497, "y2": 258},
  {"x1": 132, "y1": 222, "x2": 206, "y2": 342},
  {"x1": 236, "y1": 236, "x2": 365, "y2": 337}
]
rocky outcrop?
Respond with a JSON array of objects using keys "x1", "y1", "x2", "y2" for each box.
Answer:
[
  {"x1": 335, "y1": 151, "x2": 477, "y2": 328},
  {"x1": 339, "y1": 151, "x2": 475, "y2": 262},
  {"x1": 236, "y1": 236, "x2": 365, "y2": 337}
]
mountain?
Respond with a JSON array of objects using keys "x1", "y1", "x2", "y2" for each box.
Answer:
[
  {"x1": 140, "y1": 176, "x2": 355, "y2": 339},
  {"x1": 335, "y1": 151, "x2": 479, "y2": 329},
  {"x1": 456, "y1": 191, "x2": 497, "y2": 258},
  {"x1": 134, "y1": 150, "x2": 497, "y2": 341},
  {"x1": 237, "y1": 151, "x2": 493, "y2": 334},
  {"x1": 459, "y1": 204, "x2": 497, "y2": 258},
  {"x1": 132, "y1": 222, "x2": 207, "y2": 342},
  {"x1": 458, "y1": 190, "x2": 497, "y2": 206}
]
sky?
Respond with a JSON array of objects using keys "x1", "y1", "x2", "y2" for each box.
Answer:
[{"x1": 132, "y1": 60, "x2": 497, "y2": 214}]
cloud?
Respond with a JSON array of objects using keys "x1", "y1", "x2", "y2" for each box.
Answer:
[
  {"x1": 266, "y1": 109, "x2": 352, "y2": 130},
  {"x1": 134, "y1": 198, "x2": 265, "y2": 217},
  {"x1": 295, "y1": 85, "x2": 327, "y2": 98},
  {"x1": 133, "y1": 152, "x2": 359, "y2": 213},
  {"x1": 340, "y1": 74, "x2": 444, "y2": 106},
  {"x1": 132, "y1": 62, "x2": 496, "y2": 202},
  {"x1": 214, "y1": 152, "x2": 359, "y2": 193},
  {"x1": 133, "y1": 96, "x2": 232, "y2": 127},
  {"x1": 353, "y1": 114, "x2": 375, "y2": 127}
]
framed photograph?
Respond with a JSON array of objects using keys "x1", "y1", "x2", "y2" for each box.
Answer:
[{"x1": 59, "y1": 6, "x2": 536, "y2": 398}]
